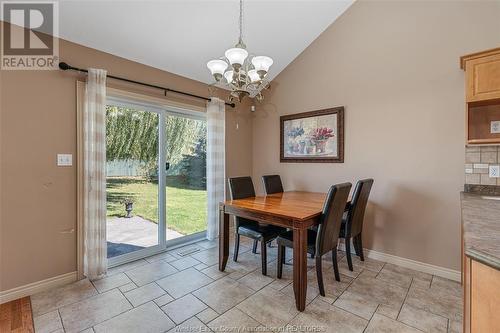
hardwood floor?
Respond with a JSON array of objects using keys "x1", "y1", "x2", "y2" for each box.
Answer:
[{"x1": 0, "y1": 297, "x2": 34, "y2": 333}]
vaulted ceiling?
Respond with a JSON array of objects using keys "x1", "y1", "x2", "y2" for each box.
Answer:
[{"x1": 56, "y1": 0, "x2": 353, "y2": 83}]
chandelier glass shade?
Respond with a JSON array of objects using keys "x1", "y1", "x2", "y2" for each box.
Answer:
[{"x1": 206, "y1": 0, "x2": 273, "y2": 103}]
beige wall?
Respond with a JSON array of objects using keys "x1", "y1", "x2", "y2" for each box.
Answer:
[
  {"x1": 0, "y1": 29, "x2": 252, "y2": 291},
  {"x1": 252, "y1": 0, "x2": 500, "y2": 271}
]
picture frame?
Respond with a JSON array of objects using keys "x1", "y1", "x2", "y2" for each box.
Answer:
[{"x1": 280, "y1": 107, "x2": 344, "y2": 163}]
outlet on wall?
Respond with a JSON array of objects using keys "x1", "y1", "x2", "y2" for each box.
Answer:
[
  {"x1": 489, "y1": 165, "x2": 500, "y2": 178},
  {"x1": 491, "y1": 121, "x2": 500, "y2": 134},
  {"x1": 57, "y1": 154, "x2": 73, "y2": 166}
]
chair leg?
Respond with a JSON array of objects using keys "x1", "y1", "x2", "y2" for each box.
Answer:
[
  {"x1": 233, "y1": 234, "x2": 240, "y2": 262},
  {"x1": 345, "y1": 237, "x2": 353, "y2": 271},
  {"x1": 277, "y1": 245, "x2": 284, "y2": 279},
  {"x1": 261, "y1": 239, "x2": 267, "y2": 275},
  {"x1": 315, "y1": 256, "x2": 325, "y2": 296},
  {"x1": 331, "y1": 250, "x2": 340, "y2": 282},
  {"x1": 353, "y1": 235, "x2": 360, "y2": 256},
  {"x1": 252, "y1": 239, "x2": 258, "y2": 254},
  {"x1": 357, "y1": 235, "x2": 365, "y2": 261}
]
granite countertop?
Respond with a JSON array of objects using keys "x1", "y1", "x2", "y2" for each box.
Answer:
[{"x1": 461, "y1": 192, "x2": 500, "y2": 270}]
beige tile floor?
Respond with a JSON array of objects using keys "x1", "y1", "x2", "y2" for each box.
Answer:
[{"x1": 32, "y1": 237, "x2": 463, "y2": 333}]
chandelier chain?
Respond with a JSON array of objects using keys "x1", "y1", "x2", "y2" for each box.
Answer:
[{"x1": 239, "y1": 0, "x2": 243, "y2": 43}]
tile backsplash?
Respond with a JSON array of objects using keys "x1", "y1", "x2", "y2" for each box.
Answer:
[{"x1": 465, "y1": 146, "x2": 500, "y2": 186}]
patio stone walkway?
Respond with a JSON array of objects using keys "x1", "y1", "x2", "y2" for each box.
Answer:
[{"x1": 107, "y1": 216, "x2": 184, "y2": 258}]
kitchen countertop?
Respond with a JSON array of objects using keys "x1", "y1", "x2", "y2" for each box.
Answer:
[{"x1": 461, "y1": 192, "x2": 500, "y2": 270}]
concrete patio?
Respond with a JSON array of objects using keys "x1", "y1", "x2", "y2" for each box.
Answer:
[{"x1": 107, "y1": 216, "x2": 184, "y2": 258}]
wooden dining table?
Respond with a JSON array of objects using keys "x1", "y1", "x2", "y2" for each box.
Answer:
[{"x1": 218, "y1": 191, "x2": 328, "y2": 311}]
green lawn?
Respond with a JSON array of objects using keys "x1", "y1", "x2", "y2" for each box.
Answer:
[{"x1": 106, "y1": 176, "x2": 207, "y2": 235}]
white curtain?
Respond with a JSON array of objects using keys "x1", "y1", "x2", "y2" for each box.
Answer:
[
  {"x1": 206, "y1": 98, "x2": 226, "y2": 240},
  {"x1": 83, "y1": 68, "x2": 108, "y2": 280}
]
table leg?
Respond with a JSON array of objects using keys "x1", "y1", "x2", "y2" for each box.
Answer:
[
  {"x1": 293, "y1": 227, "x2": 308, "y2": 311},
  {"x1": 218, "y1": 206, "x2": 229, "y2": 271}
]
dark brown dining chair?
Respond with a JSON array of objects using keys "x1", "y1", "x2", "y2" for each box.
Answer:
[
  {"x1": 276, "y1": 183, "x2": 352, "y2": 296},
  {"x1": 262, "y1": 175, "x2": 284, "y2": 194},
  {"x1": 339, "y1": 179, "x2": 374, "y2": 271},
  {"x1": 228, "y1": 176, "x2": 285, "y2": 275},
  {"x1": 261, "y1": 175, "x2": 285, "y2": 248}
]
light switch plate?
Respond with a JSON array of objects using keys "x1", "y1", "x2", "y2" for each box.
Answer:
[
  {"x1": 57, "y1": 154, "x2": 73, "y2": 166},
  {"x1": 489, "y1": 165, "x2": 500, "y2": 178},
  {"x1": 491, "y1": 121, "x2": 500, "y2": 134}
]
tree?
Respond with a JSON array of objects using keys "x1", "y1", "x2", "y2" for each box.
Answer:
[
  {"x1": 106, "y1": 106, "x2": 158, "y2": 163},
  {"x1": 105, "y1": 106, "x2": 203, "y2": 179},
  {"x1": 178, "y1": 123, "x2": 207, "y2": 189}
]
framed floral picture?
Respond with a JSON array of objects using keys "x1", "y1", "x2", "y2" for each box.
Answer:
[{"x1": 280, "y1": 107, "x2": 344, "y2": 163}]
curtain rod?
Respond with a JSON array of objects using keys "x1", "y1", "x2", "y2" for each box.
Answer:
[{"x1": 58, "y1": 62, "x2": 236, "y2": 108}]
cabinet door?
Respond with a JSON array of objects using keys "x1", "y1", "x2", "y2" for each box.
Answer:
[
  {"x1": 463, "y1": 256, "x2": 470, "y2": 333},
  {"x1": 466, "y1": 53, "x2": 500, "y2": 102},
  {"x1": 471, "y1": 260, "x2": 500, "y2": 332}
]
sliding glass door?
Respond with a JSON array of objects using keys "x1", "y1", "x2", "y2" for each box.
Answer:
[
  {"x1": 105, "y1": 104, "x2": 164, "y2": 264},
  {"x1": 105, "y1": 96, "x2": 207, "y2": 265},
  {"x1": 164, "y1": 113, "x2": 207, "y2": 244}
]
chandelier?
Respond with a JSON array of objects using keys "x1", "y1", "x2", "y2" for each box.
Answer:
[{"x1": 206, "y1": 0, "x2": 273, "y2": 103}]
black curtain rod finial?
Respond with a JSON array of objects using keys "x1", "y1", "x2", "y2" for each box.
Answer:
[{"x1": 58, "y1": 62, "x2": 70, "y2": 70}]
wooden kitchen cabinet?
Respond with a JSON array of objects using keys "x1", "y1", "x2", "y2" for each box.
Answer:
[
  {"x1": 463, "y1": 256, "x2": 500, "y2": 332},
  {"x1": 461, "y1": 48, "x2": 500, "y2": 103},
  {"x1": 463, "y1": 256, "x2": 471, "y2": 333},
  {"x1": 461, "y1": 47, "x2": 500, "y2": 144}
]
